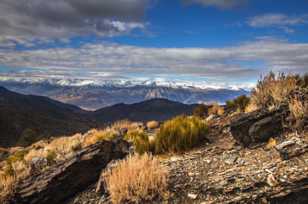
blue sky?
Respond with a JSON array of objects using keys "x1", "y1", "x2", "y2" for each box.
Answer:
[{"x1": 0, "y1": 0, "x2": 307, "y2": 89}]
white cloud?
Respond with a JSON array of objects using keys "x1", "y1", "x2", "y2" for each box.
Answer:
[
  {"x1": 248, "y1": 13, "x2": 308, "y2": 33},
  {"x1": 183, "y1": 0, "x2": 247, "y2": 9}
]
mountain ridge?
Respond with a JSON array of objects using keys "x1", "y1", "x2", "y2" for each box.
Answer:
[{"x1": 0, "y1": 80, "x2": 248, "y2": 110}]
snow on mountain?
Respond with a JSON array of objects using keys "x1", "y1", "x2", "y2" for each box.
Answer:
[{"x1": 0, "y1": 76, "x2": 254, "y2": 91}]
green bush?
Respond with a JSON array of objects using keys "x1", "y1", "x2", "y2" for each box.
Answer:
[
  {"x1": 226, "y1": 95, "x2": 250, "y2": 112},
  {"x1": 125, "y1": 130, "x2": 154, "y2": 154},
  {"x1": 155, "y1": 116, "x2": 208, "y2": 153}
]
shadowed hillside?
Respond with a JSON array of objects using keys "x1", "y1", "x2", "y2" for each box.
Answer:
[{"x1": 0, "y1": 87, "x2": 197, "y2": 147}]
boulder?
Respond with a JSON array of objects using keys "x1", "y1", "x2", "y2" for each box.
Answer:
[
  {"x1": 230, "y1": 106, "x2": 288, "y2": 147},
  {"x1": 8, "y1": 138, "x2": 130, "y2": 204}
]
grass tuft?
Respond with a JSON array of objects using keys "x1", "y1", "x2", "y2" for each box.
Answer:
[
  {"x1": 155, "y1": 116, "x2": 208, "y2": 153},
  {"x1": 104, "y1": 153, "x2": 168, "y2": 204}
]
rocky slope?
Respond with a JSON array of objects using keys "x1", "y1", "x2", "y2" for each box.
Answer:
[
  {"x1": 3, "y1": 137, "x2": 130, "y2": 204},
  {"x1": 65, "y1": 109, "x2": 308, "y2": 204}
]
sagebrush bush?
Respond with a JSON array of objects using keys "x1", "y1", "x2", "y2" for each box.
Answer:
[
  {"x1": 125, "y1": 130, "x2": 154, "y2": 154},
  {"x1": 249, "y1": 72, "x2": 298, "y2": 110},
  {"x1": 155, "y1": 116, "x2": 208, "y2": 153},
  {"x1": 104, "y1": 154, "x2": 168, "y2": 204},
  {"x1": 226, "y1": 95, "x2": 250, "y2": 112},
  {"x1": 208, "y1": 103, "x2": 224, "y2": 116},
  {"x1": 193, "y1": 104, "x2": 208, "y2": 118},
  {"x1": 146, "y1": 120, "x2": 160, "y2": 129}
]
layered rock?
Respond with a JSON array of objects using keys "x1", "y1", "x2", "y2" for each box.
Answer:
[
  {"x1": 7, "y1": 138, "x2": 130, "y2": 204},
  {"x1": 230, "y1": 106, "x2": 288, "y2": 147}
]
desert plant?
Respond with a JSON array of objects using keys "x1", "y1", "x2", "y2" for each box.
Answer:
[
  {"x1": 103, "y1": 154, "x2": 168, "y2": 204},
  {"x1": 146, "y1": 120, "x2": 160, "y2": 129},
  {"x1": 249, "y1": 72, "x2": 298, "y2": 110},
  {"x1": 193, "y1": 104, "x2": 208, "y2": 118},
  {"x1": 6, "y1": 150, "x2": 28, "y2": 165},
  {"x1": 226, "y1": 95, "x2": 250, "y2": 112},
  {"x1": 46, "y1": 150, "x2": 57, "y2": 165},
  {"x1": 208, "y1": 103, "x2": 224, "y2": 116},
  {"x1": 83, "y1": 129, "x2": 118, "y2": 147},
  {"x1": 125, "y1": 130, "x2": 154, "y2": 154},
  {"x1": 155, "y1": 116, "x2": 208, "y2": 153}
]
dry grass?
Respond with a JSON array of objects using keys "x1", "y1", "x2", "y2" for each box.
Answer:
[
  {"x1": 83, "y1": 129, "x2": 118, "y2": 147},
  {"x1": 208, "y1": 103, "x2": 224, "y2": 116},
  {"x1": 245, "y1": 102, "x2": 259, "y2": 113},
  {"x1": 289, "y1": 95, "x2": 307, "y2": 126},
  {"x1": 249, "y1": 72, "x2": 298, "y2": 110},
  {"x1": 112, "y1": 120, "x2": 143, "y2": 132},
  {"x1": 146, "y1": 120, "x2": 160, "y2": 129},
  {"x1": 0, "y1": 173, "x2": 15, "y2": 202},
  {"x1": 104, "y1": 153, "x2": 168, "y2": 204}
]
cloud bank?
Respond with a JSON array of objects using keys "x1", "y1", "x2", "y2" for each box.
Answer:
[
  {"x1": 0, "y1": 0, "x2": 148, "y2": 38},
  {"x1": 0, "y1": 39, "x2": 307, "y2": 83},
  {"x1": 248, "y1": 13, "x2": 308, "y2": 33}
]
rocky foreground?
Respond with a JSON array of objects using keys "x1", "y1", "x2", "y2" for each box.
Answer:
[{"x1": 67, "y1": 108, "x2": 308, "y2": 204}]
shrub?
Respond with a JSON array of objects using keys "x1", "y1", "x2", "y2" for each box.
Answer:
[
  {"x1": 46, "y1": 150, "x2": 57, "y2": 165},
  {"x1": 208, "y1": 103, "x2": 224, "y2": 116},
  {"x1": 104, "y1": 154, "x2": 168, "y2": 204},
  {"x1": 125, "y1": 130, "x2": 154, "y2": 154},
  {"x1": 18, "y1": 128, "x2": 38, "y2": 147},
  {"x1": 226, "y1": 95, "x2": 250, "y2": 112},
  {"x1": 83, "y1": 129, "x2": 118, "y2": 147},
  {"x1": 146, "y1": 120, "x2": 160, "y2": 129},
  {"x1": 193, "y1": 104, "x2": 208, "y2": 118},
  {"x1": 249, "y1": 72, "x2": 298, "y2": 110},
  {"x1": 6, "y1": 150, "x2": 28, "y2": 165},
  {"x1": 155, "y1": 116, "x2": 208, "y2": 153}
]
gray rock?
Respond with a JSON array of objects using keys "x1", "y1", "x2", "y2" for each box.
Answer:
[
  {"x1": 230, "y1": 106, "x2": 288, "y2": 147},
  {"x1": 8, "y1": 138, "x2": 130, "y2": 204}
]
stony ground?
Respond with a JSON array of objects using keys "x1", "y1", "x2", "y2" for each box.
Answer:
[{"x1": 67, "y1": 116, "x2": 308, "y2": 204}]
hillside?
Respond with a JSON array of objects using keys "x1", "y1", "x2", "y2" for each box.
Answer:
[
  {"x1": 0, "y1": 87, "x2": 95, "y2": 147},
  {"x1": 0, "y1": 87, "x2": 196, "y2": 147},
  {"x1": 93, "y1": 98, "x2": 196, "y2": 123}
]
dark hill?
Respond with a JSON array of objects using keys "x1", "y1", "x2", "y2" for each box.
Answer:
[
  {"x1": 0, "y1": 87, "x2": 95, "y2": 147},
  {"x1": 93, "y1": 98, "x2": 197, "y2": 124},
  {"x1": 0, "y1": 87, "x2": 196, "y2": 147}
]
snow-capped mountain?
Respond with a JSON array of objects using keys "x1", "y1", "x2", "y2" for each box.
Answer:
[{"x1": 0, "y1": 77, "x2": 250, "y2": 110}]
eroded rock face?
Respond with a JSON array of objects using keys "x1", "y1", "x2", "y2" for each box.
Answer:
[
  {"x1": 8, "y1": 138, "x2": 130, "y2": 204},
  {"x1": 230, "y1": 106, "x2": 288, "y2": 147}
]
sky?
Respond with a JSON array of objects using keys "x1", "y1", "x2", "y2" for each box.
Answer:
[{"x1": 0, "y1": 0, "x2": 308, "y2": 89}]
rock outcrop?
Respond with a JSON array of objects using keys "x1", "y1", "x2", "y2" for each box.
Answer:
[
  {"x1": 7, "y1": 138, "x2": 130, "y2": 204},
  {"x1": 230, "y1": 106, "x2": 288, "y2": 147}
]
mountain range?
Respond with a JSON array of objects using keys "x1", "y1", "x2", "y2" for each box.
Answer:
[
  {"x1": 0, "y1": 87, "x2": 196, "y2": 147},
  {"x1": 0, "y1": 79, "x2": 249, "y2": 110}
]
